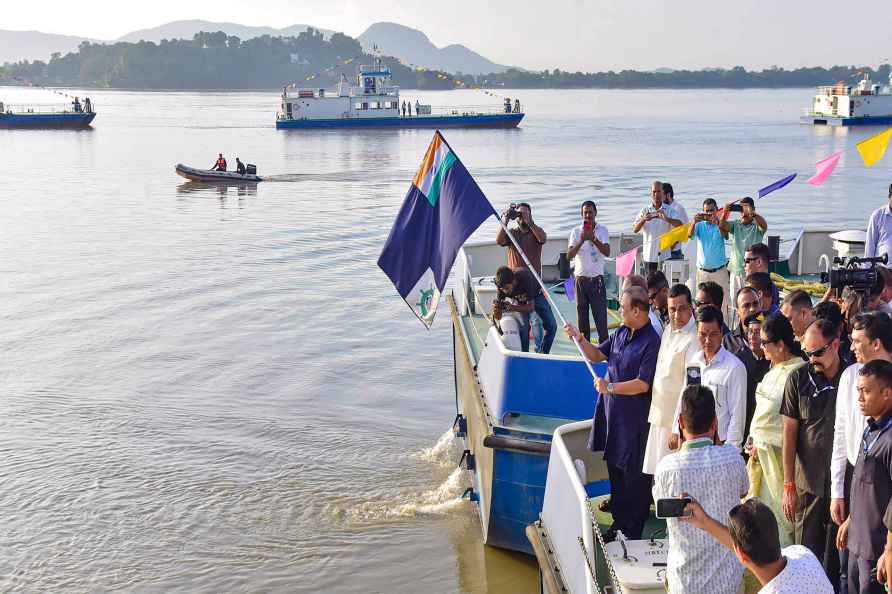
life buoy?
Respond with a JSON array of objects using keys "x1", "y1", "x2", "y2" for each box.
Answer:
[{"x1": 855, "y1": 100, "x2": 862, "y2": 107}]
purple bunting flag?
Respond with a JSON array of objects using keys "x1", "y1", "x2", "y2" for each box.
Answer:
[
  {"x1": 564, "y1": 276, "x2": 575, "y2": 302},
  {"x1": 758, "y1": 173, "x2": 797, "y2": 198}
]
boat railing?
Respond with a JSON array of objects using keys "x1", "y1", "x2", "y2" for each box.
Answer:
[
  {"x1": 2, "y1": 103, "x2": 85, "y2": 115},
  {"x1": 540, "y1": 420, "x2": 608, "y2": 594},
  {"x1": 404, "y1": 104, "x2": 522, "y2": 117}
]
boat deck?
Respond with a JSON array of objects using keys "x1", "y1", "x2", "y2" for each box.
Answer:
[{"x1": 462, "y1": 283, "x2": 622, "y2": 361}]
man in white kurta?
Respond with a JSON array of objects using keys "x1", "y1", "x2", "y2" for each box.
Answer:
[{"x1": 643, "y1": 284, "x2": 699, "y2": 474}]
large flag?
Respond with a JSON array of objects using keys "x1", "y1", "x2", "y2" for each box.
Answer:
[
  {"x1": 856, "y1": 128, "x2": 892, "y2": 167},
  {"x1": 378, "y1": 131, "x2": 496, "y2": 327}
]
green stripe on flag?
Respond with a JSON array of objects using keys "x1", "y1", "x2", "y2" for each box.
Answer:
[{"x1": 425, "y1": 151, "x2": 457, "y2": 206}]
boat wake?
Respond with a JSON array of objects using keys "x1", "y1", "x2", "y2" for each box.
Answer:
[{"x1": 330, "y1": 431, "x2": 470, "y2": 525}]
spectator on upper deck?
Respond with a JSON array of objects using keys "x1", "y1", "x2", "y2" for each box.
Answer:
[
  {"x1": 865, "y1": 184, "x2": 892, "y2": 262},
  {"x1": 568, "y1": 201, "x2": 610, "y2": 343},
  {"x1": 689, "y1": 198, "x2": 731, "y2": 320},
  {"x1": 496, "y1": 203, "x2": 546, "y2": 276},
  {"x1": 661, "y1": 183, "x2": 689, "y2": 260},
  {"x1": 633, "y1": 181, "x2": 672, "y2": 276},
  {"x1": 721, "y1": 197, "x2": 768, "y2": 314}
]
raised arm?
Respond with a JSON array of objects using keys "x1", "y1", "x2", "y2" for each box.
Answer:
[{"x1": 564, "y1": 323, "x2": 607, "y2": 363}]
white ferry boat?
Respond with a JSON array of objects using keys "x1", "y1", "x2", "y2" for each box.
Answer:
[
  {"x1": 801, "y1": 72, "x2": 892, "y2": 126},
  {"x1": 276, "y1": 61, "x2": 523, "y2": 130}
]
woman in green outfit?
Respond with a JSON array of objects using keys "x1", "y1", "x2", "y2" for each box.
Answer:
[{"x1": 746, "y1": 312, "x2": 805, "y2": 547}]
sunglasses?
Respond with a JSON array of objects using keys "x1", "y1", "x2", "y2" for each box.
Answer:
[
  {"x1": 744, "y1": 257, "x2": 762, "y2": 264},
  {"x1": 693, "y1": 299, "x2": 711, "y2": 308},
  {"x1": 805, "y1": 342, "x2": 834, "y2": 359}
]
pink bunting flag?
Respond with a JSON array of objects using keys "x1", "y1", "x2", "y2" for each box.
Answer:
[
  {"x1": 615, "y1": 246, "x2": 639, "y2": 278},
  {"x1": 807, "y1": 152, "x2": 842, "y2": 186}
]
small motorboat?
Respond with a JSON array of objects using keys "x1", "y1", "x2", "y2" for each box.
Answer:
[{"x1": 175, "y1": 163, "x2": 262, "y2": 183}]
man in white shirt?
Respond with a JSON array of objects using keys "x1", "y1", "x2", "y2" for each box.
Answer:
[
  {"x1": 633, "y1": 181, "x2": 673, "y2": 276},
  {"x1": 567, "y1": 201, "x2": 610, "y2": 343},
  {"x1": 653, "y1": 384, "x2": 749, "y2": 594},
  {"x1": 684, "y1": 497, "x2": 834, "y2": 593},
  {"x1": 830, "y1": 313, "x2": 892, "y2": 525},
  {"x1": 670, "y1": 305, "x2": 747, "y2": 451},
  {"x1": 662, "y1": 182, "x2": 689, "y2": 259},
  {"x1": 865, "y1": 184, "x2": 892, "y2": 261},
  {"x1": 643, "y1": 284, "x2": 699, "y2": 474}
]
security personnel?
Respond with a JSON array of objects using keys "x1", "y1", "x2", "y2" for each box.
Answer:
[
  {"x1": 236, "y1": 158, "x2": 246, "y2": 175},
  {"x1": 213, "y1": 154, "x2": 227, "y2": 172}
]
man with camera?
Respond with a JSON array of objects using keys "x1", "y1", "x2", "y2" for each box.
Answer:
[
  {"x1": 491, "y1": 265, "x2": 556, "y2": 354},
  {"x1": 865, "y1": 184, "x2": 892, "y2": 263},
  {"x1": 496, "y1": 202, "x2": 547, "y2": 276},
  {"x1": 721, "y1": 197, "x2": 768, "y2": 316},
  {"x1": 653, "y1": 384, "x2": 749, "y2": 594},
  {"x1": 568, "y1": 201, "x2": 610, "y2": 342},
  {"x1": 689, "y1": 199, "x2": 731, "y2": 320},
  {"x1": 634, "y1": 181, "x2": 677, "y2": 276}
]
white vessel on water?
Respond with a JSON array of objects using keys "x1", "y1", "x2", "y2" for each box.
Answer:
[
  {"x1": 802, "y1": 72, "x2": 892, "y2": 126},
  {"x1": 276, "y1": 60, "x2": 523, "y2": 129}
]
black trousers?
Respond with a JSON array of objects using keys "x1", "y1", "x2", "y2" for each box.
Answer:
[
  {"x1": 606, "y1": 458, "x2": 651, "y2": 539},
  {"x1": 575, "y1": 275, "x2": 608, "y2": 343},
  {"x1": 796, "y1": 491, "x2": 840, "y2": 587}
]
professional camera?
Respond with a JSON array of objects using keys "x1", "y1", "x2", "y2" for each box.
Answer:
[
  {"x1": 821, "y1": 254, "x2": 889, "y2": 293},
  {"x1": 504, "y1": 203, "x2": 521, "y2": 222}
]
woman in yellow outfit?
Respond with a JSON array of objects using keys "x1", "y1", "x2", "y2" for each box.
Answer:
[{"x1": 746, "y1": 312, "x2": 805, "y2": 547}]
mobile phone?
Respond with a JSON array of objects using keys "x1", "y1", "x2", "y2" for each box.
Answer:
[
  {"x1": 729, "y1": 204, "x2": 744, "y2": 213},
  {"x1": 656, "y1": 497, "x2": 692, "y2": 519},
  {"x1": 583, "y1": 221, "x2": 593, "y2": 232},
  {"x1": 686, "y1": 366, "x2": 701, "y2": 386}
]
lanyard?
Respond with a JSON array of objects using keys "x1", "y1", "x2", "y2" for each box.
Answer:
[{"x1": 861, "y1": 416, "x2": 892, "y2": 457}]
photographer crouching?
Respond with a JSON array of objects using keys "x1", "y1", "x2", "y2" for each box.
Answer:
[
  {"x1": 496, "y1": 203, "x2": 547, "y2": 275},
  {"x1": 492, "y1": 266, "x2": 556, "y2": 354}
]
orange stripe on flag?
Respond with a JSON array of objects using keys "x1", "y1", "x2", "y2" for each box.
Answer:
[{"x1": 413, "y1": 133, "x2": 443, "y2": 188}]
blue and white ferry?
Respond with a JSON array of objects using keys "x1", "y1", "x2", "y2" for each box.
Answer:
[
  {"x1": 0, "y1": 100, "x2": 96, "y2": 128},
  {"x1": 276, "y1": 61, "x2": 523, "y2": 130},
  {"x1": 801, "y1": 72, "x2": 892, "y2": 126}
]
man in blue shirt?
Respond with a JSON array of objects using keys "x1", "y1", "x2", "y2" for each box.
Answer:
[
  {"x1": 565, "y1": 286, "x2": 661, "y2": 539},
  {"x1": 689, "y1": 198, "x2": 730, "y2": 321},
  {"x1": 865, "y1": 184, "x2": 892, "y2": 261}
]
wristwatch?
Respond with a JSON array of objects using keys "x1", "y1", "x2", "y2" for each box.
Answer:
[{"x1": 607, "y1": 382, "x2": 615, "y2": 395}]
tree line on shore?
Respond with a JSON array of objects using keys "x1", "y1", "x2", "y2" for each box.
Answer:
[{"x1": 1, "y1": 28, "x2": 889, "y2": 91}]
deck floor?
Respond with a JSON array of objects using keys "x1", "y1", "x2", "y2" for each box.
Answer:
[{"x1": 463, "y1": 284, "x2": 622, "y2": 359}]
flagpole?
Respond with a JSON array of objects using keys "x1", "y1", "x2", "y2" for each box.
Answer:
[{"x1": 434, "y1": 130, "x2": 598, "y2": 380}]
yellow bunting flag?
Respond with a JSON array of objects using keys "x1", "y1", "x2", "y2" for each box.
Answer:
[
  {"x1": 856, "y1": 127, "x2": 892, "y2": 167},
  {"x1": 659, "y1": 224, "x2": 689, "y2": 252}
]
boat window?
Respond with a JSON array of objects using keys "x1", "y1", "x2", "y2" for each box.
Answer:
[
  {"x1": 370, "y1": 101, "x2": 380, "y2": 109},
  {"x1": 355, "y1": 102, "x2": 369, "y2": 110}
]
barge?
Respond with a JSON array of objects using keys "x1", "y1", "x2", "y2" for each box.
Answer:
[{"x1": 0, "y1": 101, "x2": 95, "y2": 128}]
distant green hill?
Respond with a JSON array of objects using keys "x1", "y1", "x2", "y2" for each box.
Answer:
[
  {"x1": 0, "y1": 29, "x2": 459, "y2": 90},
  {"x1": 2, "y1": 28, "x2": 889, "y2": 92}
]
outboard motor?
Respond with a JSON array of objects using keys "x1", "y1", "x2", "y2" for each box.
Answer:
[
  {"x1": 498, "y1": 312, "x2": 525, "y2": 351},
  {"x1": 246, "y1": 164, "x2": 257, "y2": 175}
]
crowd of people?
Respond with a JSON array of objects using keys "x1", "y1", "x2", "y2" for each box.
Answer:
[{"x1": 489, "y1": 183, "x2": 892, "y2": 593}]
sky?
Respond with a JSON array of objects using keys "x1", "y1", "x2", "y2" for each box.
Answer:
[{"x1": 4, "y1": 0, "x2": 892, "y2": 72}]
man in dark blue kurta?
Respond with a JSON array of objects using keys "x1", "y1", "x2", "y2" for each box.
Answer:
[{"x1": 567, "y1": 286, "x2": 661, "y2": 539}]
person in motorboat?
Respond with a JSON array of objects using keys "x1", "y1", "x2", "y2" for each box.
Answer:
[
  {"x1": 212, "y1": 154, "x2": 227, "y2": 172},
  {"x1": 236, "y1": 158, "x2": 246, "y2": 175}
]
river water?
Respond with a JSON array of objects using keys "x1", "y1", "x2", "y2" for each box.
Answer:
[{"x1": 1, "y1": 86, "x2": 889, "y2": 593}]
